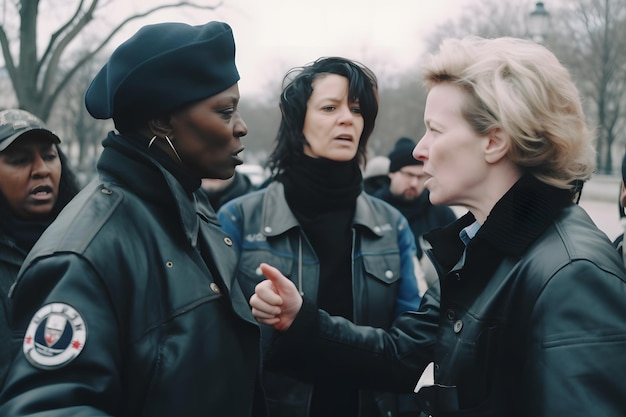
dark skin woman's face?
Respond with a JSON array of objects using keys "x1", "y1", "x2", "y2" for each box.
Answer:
[
  {"x1": 166, "y1": 83, "x2": 249, "y2": 180},
  {"x1": 0, "y1": 134, "x2": 61, "y2": 220}
]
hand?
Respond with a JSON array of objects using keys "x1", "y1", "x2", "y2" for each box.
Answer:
[{"x1": 249, "y1": 263, "x2": 303, "y2": 331}]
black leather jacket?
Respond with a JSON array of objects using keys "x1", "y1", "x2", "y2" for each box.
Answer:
[
  {"x1": 263, "y1": 174, "x2": 626, "y2": 417},
  {"x1": 0, "y1": 132, "x2": 266, "y2": 417},
  {"x1": 0, "y1": 231, "x2": 25, "y2": 389}
]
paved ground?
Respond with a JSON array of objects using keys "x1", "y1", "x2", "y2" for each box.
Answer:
[{"x1": 579, "y1": 175, "x2": 623, "y2": 241}]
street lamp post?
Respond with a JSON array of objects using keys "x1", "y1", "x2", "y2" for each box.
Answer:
[{"x1": 528, "y1": 2, "x2": 550, "y2": 43}]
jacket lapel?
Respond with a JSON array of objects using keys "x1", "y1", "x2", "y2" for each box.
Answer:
[{"x1": 425, "y1": 173, "x2": 574, "y2": 282}]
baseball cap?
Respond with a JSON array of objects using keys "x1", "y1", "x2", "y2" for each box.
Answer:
[{"x1": 0, "y1": 109, "x2": 60, "y2": 152}]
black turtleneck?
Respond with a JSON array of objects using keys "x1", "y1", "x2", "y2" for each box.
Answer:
[
  {"x1": 280, "y1": 154, "x2": 363, "y2": 417},
  {"x1": 281, "y1": 155, "x2": 362, "y2": 319}
]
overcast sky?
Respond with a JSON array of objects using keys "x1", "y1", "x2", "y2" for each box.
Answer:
[{"x1": 114, "y1": 0, "x2": 479, "y2": 98}]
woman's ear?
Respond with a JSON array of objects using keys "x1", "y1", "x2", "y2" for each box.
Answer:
[
  {"x1": 146, "y1": 116, "x2": 174, "y2": 138},
  {"x1": 484, "y1": 128, "x2": 510, "y2": 164}
]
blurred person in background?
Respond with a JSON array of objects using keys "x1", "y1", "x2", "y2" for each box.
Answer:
[
  {"x1": 373, "y1": 137, "x2": 457, "y2": 291},
  {"x1": 201, "y1": 169, "x2": 256, "y2": 211},
  {"x1": 0, "y1": 109, "x2": 80, "y2": 389},
  {"x1": 362, "y1": 155, "x2": 390, "y2": 195},
  {"x1": 373, "y1": 136, "x2": 457, "y2": 260},
  {"x1": 0, "y1": 21, "x2": 267, "y2": 417},
  {"x1": 218, "y1": 56, "x2": 422, "y2": 417},
  {"x1": 249, "y1": 36, "x2": 626, "y2": 417}
]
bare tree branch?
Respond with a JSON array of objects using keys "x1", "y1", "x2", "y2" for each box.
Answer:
[
  {"x1": 37, "y1": 0, "x2": 91, "y2": 80},
  {"x1": 0, "y1": 0, "x2": 224, "y2": 119},
  {"x1": 40, "y1": 0, "x2": 98, "y2": 102},
  {"x1": 38, "y1": 0, "x2": 223, "y2": 119},
  {"x1": 0, "y1": 25, "x2": 17, "y2": 83}
]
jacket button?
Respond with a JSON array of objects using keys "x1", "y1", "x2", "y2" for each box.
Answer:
[
  {"x1": 210, "y1": 282, "x2": 221, "y2": 294},
  {"x1": 255, "y1": 266, "x2": 263, "y2": 276},
  {"x1": 223, "y1": 237, "x2": 233, "y2": 246},
  {"x1": 385, "y1": 270, "x2": 394, "y2": 279},
  {"x1": 101, "y1": 188, "x2": 112, "y2": 195},
  {"x1": 446, "y1": 309, "x2": 456, "y2": 320},
  {"x1": 453, "y1": 320, "x2": 463, "y2": 333},
  {"x1": 264, "y1": 226, "x2": 272, "y2": 233}
]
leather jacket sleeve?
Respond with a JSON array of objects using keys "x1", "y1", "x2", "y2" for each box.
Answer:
[
  {"x1": 0, "y1": 254, "x2": 121, "y2": 416},
  {"x1": 265, "y1": 284, "x2": 440, "y2": 393},
  {"x1": 523, "y1": 260, "x2": 626, "y2": 416}
]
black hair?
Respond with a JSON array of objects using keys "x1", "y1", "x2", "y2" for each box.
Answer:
[
  {"x1": 54, "y1": 147, "x2": 81, "y2": 216},
  {"x1": 267, "y1": 57, "x2": 378, "y2": 177}
]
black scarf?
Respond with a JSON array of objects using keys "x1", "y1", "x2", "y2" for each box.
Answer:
[
  {"x1": 281, "y1": 155, "x2": 362, "y2": 219},
  {"x1": 98, "y1": 131, "x2": 209, "y2": 249},
  {"x1": 281, "y1": 154, "x2": 363, "y2": 417},
  {"x1": 100, "y1": 131, "x2": 201, "y2": 196}
]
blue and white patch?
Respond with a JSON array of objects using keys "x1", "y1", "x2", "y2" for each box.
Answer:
[{"x1": 23, "y1": 303, "x2": 87, "y2": 370}]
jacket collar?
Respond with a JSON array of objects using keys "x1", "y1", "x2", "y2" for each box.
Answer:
[
  {"x1": 261, "y1": 181, "x2": 386, "y2": 237},
  {"x1": 97, "y1": 132, "x2": 203, "y2": 248},
  {"x1": 475, "y1": 173, "x2": 573, "y2": 257},
  {"x1": 425, "y1": 173, "x2": 573, "y2": 276}
]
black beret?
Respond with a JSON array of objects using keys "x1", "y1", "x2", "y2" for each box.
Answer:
[
  {"x1": 85, "y1": 21, "x2": 239, "y2": 131},
  {"x1": 388, "y1": 137, "x2": 421, "y2": 172}
]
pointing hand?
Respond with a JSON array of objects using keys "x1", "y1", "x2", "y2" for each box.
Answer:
[{"x1": 249, "y1": 263, "x2": 303, "y2": 330}]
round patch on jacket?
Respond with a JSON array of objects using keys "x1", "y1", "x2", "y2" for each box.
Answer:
[{"x1": 23, "y1": 303, "x2": 87, "y2": 370}]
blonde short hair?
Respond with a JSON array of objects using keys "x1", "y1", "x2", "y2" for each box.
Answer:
[{"x1": 421, "y1": 36, "x2": 596, "y2": 189}]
